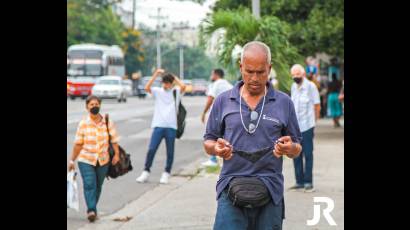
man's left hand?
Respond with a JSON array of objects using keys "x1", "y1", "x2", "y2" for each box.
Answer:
[{"x1": 273, "y1": 136, "x2": 296, "y2": 158}]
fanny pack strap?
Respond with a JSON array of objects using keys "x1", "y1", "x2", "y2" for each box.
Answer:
[{"x1": 233, "y1": 146, "x2": 274, "y2": 163}]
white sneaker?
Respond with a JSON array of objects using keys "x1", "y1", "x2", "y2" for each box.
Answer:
[
  {"x1": 159, "y1": 172, "x2": 170, "y2": 184},
  {"x1": 136, "y1": 170, "x2": 150, "y2": 183},
  {"x1": 201, "y1": 159, "x2": 218, "y2": 167}
]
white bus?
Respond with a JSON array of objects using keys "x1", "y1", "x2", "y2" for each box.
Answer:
[{"x1": 67, "y1": 43, "x2": 125, "y2": 77}]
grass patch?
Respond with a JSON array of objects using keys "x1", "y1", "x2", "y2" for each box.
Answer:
[{"x1": 205, "y1": 164, "x2": 221, "y2": 174}]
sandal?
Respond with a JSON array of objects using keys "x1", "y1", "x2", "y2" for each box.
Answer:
[{"x1": 87, "y1": 211, "x2": 96, "y2": 222}]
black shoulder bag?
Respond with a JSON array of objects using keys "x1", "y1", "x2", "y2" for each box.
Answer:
[
  {"x1": 105, "y1": 114, "x2": 133, "y2": 179},
  {"x1": 173, "y1": 89, "x2": 187, "y2": 139}
]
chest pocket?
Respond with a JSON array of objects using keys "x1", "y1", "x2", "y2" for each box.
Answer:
[{"x1": 298, "y1": 92, "x2": 311, "y2": 113}]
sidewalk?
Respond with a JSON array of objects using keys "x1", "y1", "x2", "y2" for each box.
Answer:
[{"x1": 78, "y1": 118, "x2": 343, "y2": 230}]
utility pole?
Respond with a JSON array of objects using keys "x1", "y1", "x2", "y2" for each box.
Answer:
[
  {"x1": 132, "y1": 0, "x2": 136, "y2": 29},
  {"x1": 172, "y1": 22, "x2": 190, "y2": 80},
  {"x1": 252, "y1": 0, "x2": 260, "y2": 19},
  {"x1": 179, "y1": 44, "x2": 184, "y2": 80},
  {"x1": 149, "y1": 8, "x2": 167, "y2": 69}
]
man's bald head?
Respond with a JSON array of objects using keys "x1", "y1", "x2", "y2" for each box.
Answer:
[
  {"x1": 290, "y1": 64, "x2": 306, "y2": 77},
  {"x1": 240, "y1": 41, "x2": 271, "y2": 65},
  {"x1": 239, "y1": 41, "x2": 272, "y2": 96}
]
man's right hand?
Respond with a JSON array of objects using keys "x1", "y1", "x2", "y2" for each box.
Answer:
[{"x1": 214, "y1": 138, "x2": 233, "y2": 160}]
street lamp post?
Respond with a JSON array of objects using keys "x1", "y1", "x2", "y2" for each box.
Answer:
[{"x1": 179, "y1": 43, "x2": 184, "y2": 80}]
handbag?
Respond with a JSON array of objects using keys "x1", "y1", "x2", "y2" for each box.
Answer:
[
  {"x1": 227, "y1": 176, "x2": 271, "y2": 208},
  {"x1": 173, "y1": 89, "x2": 187, "y2": 139},
  {"x1": 105, "y1": 114, "x2": 133, "y2": 179}
]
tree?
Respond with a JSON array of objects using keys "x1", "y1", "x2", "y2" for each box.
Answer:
[
  {"x1": 67, "y1": 0, "x2": 125, "y2": 48},
  {"x1": 138, "y1": 42, "x2": 215, "y2": 80},
  {"x1": 121, "y1": 29, "x2": 144, "y2": 77},
  {"x1": 67, "y1": 0, "x2": 146, "y2": 77},
  {"x1": 210, "y1": 0, "x2": 344, "y2": 59},
  {"x1": 200, "y1": 9, "x2": 302, "y2": 92},
  {"x1": 138, "y1": 26, "x2": 216, "y2": 79}
]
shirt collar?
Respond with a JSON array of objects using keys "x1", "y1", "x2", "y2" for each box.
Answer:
[
  {"x1": 86, "y1": 114, "x2": 106, "y2": 126},
  {"x1": 229, "y1": 80, "x2": 276, "y2": 101},
  {"x1": 297, "y1": 77, "x2": 309, "y2": 90}
]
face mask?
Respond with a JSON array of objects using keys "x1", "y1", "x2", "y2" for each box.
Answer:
[
  {"x1": 293, "y1": 77, "x2": 303, "y2": 84},
  {"x1": 90, "y1": 106, "x2": 100, "y2": 115}
]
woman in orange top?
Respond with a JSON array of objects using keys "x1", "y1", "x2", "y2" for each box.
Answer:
[{"x1": 68, "y1": 95, "x2": 120, "y2": 222}]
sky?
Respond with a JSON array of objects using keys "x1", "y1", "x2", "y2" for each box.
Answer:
[{"x1": 118, "y1": 0, "x2": 217, "y2": 29}]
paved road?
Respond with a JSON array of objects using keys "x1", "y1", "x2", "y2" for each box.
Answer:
[{"x1": 67, "y1": 96, "x2": 209, "y2": 230}]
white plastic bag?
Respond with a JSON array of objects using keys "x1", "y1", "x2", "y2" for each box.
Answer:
[{"x1": 67, "y1": 170, "x2": 79, "y2": 211}]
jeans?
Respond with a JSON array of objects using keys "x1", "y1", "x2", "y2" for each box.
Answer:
[
  {"x1": 78, "y1": 161, "x2": 109, "y2": 214},
  {"x1": 144, "y1": 127, "x2": 176, "y2": 173},
  {"x1": 293, "y1": 127, "x2": 314, "y2": 186},
  {"x1": 214, "y1": 191, "x2": 284, "y2": 230}
]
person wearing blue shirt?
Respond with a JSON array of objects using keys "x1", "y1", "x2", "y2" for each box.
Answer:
[{"x1": 203, "y1": 41, "x2": 302, "y2": 230}]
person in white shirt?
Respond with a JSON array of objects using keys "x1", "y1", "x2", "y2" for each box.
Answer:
[
  {"x1": 200, "y1": 69, "x2": 233, "y2": 167},
  {"x1": 136, "y1": 69, "x2": 186, "y2": 184},
  {"x1": 289, "y1": 64, "x2": 321, "y2": 193}
]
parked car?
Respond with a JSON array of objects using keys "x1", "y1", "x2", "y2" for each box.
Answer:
[
  {"x1": 183, "y1": 80, "x2": 193, "y2": 96},
  {"x1": 91, "y1": 76, "x2": 127, "y2": 103},
  {"x1": 67, "y1": 76, "x2": 97, "y2": 100},
  {"x1": 122, "y1": 79, "x2": 133, "y2": 97},
  {"x1": 137, "y1": 76, "x2": 162, "y2": 98},
  {"x1": 192, "y1": 79, "x2": 208, "y2": 96}
]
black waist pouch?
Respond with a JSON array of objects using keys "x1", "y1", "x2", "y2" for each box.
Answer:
[{"x1": 227, "y1": 177, "x2": 271, "y2": 208}]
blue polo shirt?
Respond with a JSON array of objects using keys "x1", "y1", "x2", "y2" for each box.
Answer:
[{"x1": 204, "y1": 81, "x2": 302, "y2": 205}]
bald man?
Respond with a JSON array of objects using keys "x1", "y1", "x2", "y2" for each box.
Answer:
[
  {"x1": 203, "y1": 41, "x2": 302, "y2": 230},
  {"x1": 289, "y1": 64, "x2": 321, "y2": 193}
]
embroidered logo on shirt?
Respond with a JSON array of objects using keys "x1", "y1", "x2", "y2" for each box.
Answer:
[{"x1": 262, "y1": 114, "x2": 280, "y2": 124}]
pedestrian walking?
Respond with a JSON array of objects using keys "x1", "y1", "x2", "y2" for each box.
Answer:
[
  {"x1": 68, "y1": 95, "x2": 121, "y2": 222},
  {"x1": 203, "y1": 41, "x2": 302, "y2": 230}
]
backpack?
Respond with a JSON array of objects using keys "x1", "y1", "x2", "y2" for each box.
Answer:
[{"x1": 173, "y1": 89, "x2": 187, "y2": 139}]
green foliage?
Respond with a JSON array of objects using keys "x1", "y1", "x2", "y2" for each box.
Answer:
[
  {"x1": 210, "y1": 0, "x2": 344, "y2": 58},
  {"x1": 201, "y1": 8, "x2": 260, "y2": 66},
  {"x1": 200, "y1": 9, "x2": 302, "y2": 92},
  {"x1": 121, "y1": 29, "x2": 144, "y2": 76},
  {"x1": 67, "y1": 0, "x2": 146, "y2": 77},
  {"x1": 139, "y1": 42, "x2": 216, "y2": 80},
  {"x1": 67, "y1": 0, "x2": 125, "y2": 48}
]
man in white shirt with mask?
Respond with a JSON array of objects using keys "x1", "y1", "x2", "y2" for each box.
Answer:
[{"x1": 289, "y1": 64, "x2": 321, "y2": 193}]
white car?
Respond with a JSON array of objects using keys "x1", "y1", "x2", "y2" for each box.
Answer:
[
  {"x1": 122, "y1": 79, "x2": 133, "y2": 97},
  {"x1": 92, "y1": 76, "x2": 127, "y2": 103}
]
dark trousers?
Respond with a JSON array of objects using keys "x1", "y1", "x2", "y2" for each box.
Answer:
[{"x1": 293, "y1": 127, "x2": 315, "y2": 186}]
